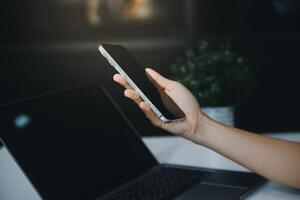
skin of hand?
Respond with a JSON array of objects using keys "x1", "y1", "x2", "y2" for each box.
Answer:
[
  {"x1": 113, "y1": 68, "x2": 300, "y2": 189},
  {"x1": 113, "y1": 68, "x2": 206, "y2": 141}
]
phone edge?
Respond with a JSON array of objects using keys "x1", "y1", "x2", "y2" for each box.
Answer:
[{"x1": 98, "y1": 44, "x2": 171, "y2": 123}]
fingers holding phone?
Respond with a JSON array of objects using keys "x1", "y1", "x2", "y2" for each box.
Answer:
[
  {"x1": 113, "y1": 73, "x2": 164, "y2": 128},
  {"x1": 99, "y1": 44, "x2": 184, "y2": 122},
  {"x1": 112, "y1": 70, "x2": 205, "y2": 140},
  {"x1": 113, "y1": 74, "x2": 141, "y2": 105}
]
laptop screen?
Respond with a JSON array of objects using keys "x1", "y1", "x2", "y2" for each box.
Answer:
[{"x1": 0, "y1": 85, "x2": 158, "y2": 199}]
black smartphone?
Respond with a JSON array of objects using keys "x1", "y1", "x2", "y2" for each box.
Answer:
[{"x1": 98, "y1": 44, "x2": 185, "y2": 123}]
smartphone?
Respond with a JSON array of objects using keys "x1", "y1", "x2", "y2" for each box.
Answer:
[{"x1": 98, "y1": 44, "x2": 185, "y2": 123}]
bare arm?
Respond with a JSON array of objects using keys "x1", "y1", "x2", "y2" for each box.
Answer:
[
  {"x1": 113, "y1": 68, "x2": 300, "y2": 189},
  {"x1": 197, "y1": 116, "x2": 300, "y2": 189}
]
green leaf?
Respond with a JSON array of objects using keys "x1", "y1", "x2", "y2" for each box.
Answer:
[{"x1": 170, "y1": 39, "x2": 256, "y2": 106}]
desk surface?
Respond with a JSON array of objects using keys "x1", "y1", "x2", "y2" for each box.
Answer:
[{"x1": 143, "y1": 133, "x2": 300, "y2": 200}]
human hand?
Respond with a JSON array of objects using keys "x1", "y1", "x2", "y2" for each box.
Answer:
[{"x1": 113, "y1": 68, "x2": 207, "y2": 142}]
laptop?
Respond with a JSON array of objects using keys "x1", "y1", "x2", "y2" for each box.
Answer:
[{"x1": 0, "y1": 84, "x2": 265, "y2": 200}]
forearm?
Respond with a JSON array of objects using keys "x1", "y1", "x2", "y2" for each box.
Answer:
[
  {"x1": 114, "y1": 69, "x2": 300, "y2": 188},
  {"x1": 193, "y1": 116, "x2": 300, "y2": 189}
]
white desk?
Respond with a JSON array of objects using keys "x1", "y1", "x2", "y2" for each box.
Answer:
[{"x1": 143, "y1": 133, "x2": 300, "y2": 200}]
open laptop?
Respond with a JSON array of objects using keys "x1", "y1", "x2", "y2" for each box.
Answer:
[{"x1": 0, "y1": 84, "x2": 265, "y2": 200}]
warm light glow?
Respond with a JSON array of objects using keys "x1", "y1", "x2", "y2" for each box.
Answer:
[
  {"x1": 123, "y1": 0, "x2": 154, "y2": 20},
  {"x1": 85, "y1": 0, "x2": 154, "y2": 27},
  {"x1": 86, "y1": 0, "x2": 101, "y2": 26}
]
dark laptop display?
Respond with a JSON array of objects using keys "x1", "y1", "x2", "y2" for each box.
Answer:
[
  {"x1": 0, "y1": 85, "x2": 158, "y2": 199},
  {"x1": 0, "y1": 84, "x2": 265, "y2": 200}
]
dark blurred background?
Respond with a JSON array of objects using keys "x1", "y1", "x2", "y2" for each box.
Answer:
[{"x1": 1, "y1": 0, "x2": 300, "y2": 136}]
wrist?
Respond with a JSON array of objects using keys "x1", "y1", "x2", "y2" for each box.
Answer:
[{"x1": 191, "y1": 113, "x2": 216, "y2": 145}]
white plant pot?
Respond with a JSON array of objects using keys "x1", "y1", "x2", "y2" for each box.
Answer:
[{"x1": 202, "y1": 106, "x2": 234, "y2": 126}]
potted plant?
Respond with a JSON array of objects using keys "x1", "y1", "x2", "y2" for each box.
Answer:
[{"x1": 171, "y1": 40, "x2": 256, "y2": 126}]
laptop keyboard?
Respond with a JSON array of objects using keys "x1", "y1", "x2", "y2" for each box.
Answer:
[{"x1": 101, "y1": 166, "x2": 207, "y2": 200}]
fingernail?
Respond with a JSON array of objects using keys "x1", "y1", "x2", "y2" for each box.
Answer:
[
  {"x1": 124, "y1": 90, "x2": 130, "y2": 97},
  {"x1": 139, "y1": 103, "x2": 144, "y2": 109},
  {"x1": 113, "y1": 74, "x2": 118, "y2": 81}
]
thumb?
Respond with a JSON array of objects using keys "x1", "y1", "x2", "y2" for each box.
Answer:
[{"x1": 145, "y1": 68, "x2": 171, "y2": 89}]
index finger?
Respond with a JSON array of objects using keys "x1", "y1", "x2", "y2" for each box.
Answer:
[{"x1": 113, "y1": 74, "x2": 132, "y2": 90}]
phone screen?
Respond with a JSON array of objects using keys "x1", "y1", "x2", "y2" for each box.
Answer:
[{"x1": 100, "y1": 44, "x2": 184, "y2": 121}]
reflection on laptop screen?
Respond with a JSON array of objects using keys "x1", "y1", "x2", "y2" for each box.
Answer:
[{"x1": 0, "y1": 85, "x2": 157, "y2": 199}]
